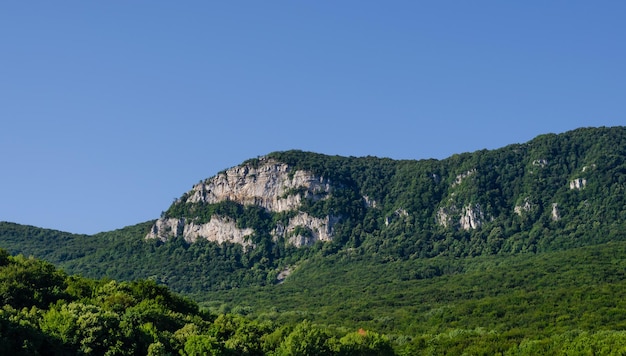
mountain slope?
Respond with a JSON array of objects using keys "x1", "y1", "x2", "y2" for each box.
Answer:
[
  {"x1": 1, "y1": 126, "x2": 626, "y2": 294},
  {"x1": 204, "y1": 239, "x2": 626, "y2": 342},
  {"x1": 6, "y1": 242, "x2": 626, "y2": 355},
  {"x1": 151, "y1": 126, "x2": 626, "y2": 257}
]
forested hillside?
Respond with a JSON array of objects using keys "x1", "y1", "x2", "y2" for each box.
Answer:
[
  {"x1": 2, "y1": 126, "x2": 626, "y2": 354},
  {"x1": 0, "y1": 250, "x2": 394, "y2": 355},
  {"x1": 1, "y1": 126, "x2": 625, "y2": 293},
  {"x1": 3, "y1": 245, "x2": 626, "y2": 355}
]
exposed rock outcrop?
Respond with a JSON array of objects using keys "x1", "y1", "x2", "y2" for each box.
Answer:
[
  {"x1": 363, "y1": 195, "x2": 377, "y2": 208},
  {"x1": 437, "y1": 168, "x2": 486, "y2": 230},
  {"x1": 514, "y1": 197, "x2": 534, "y2": 216},
  {"x1": 452, "y1": 169, "x2": 477, "y2": 187},
  {"x1": 146, "y1": 216, "x2": 255, "y2": 246},
  {"x1": 385, "y1": 208, "x2": 408, "y2": 226},
  {"x1": 145, "y1": 159, "x2": 337, "y2": 247},
  {"x1": 436, "y1": 207, "x2": 454, "y2": 228},
  {"x1": 551, "y1": 203, "x2": 561, "y2": 221},
  {"x1": 147, "y1": 218, "x2": 185, "y2": 240},
  {"x1": 582, "y1": 164, "x2": 596, "y2": 172},
  {"x1": 570, "y1": 178, "x2": 587, "y2": 190},
  {"x1": 437, "y1": 204, "x2": 485, "y2": 230},
  {"x1": 276, "y1": 266, "x2": 294, "y2": 284},
  {"x1": 460, "y1": 204, "x2": 485, "y2": 230},
  {"x1": 273, "y1": 212, "x2": 338, "y2": 247},
  {"x1": 186, "y1": 161, "x2": 330, "y2": 212}
]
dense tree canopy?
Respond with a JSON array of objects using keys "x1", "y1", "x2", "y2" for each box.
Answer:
[
  {"x1": 3, "y1": 127, "x2": 626, "y2": 354},
  {"x1": 3, "y1": 127, "x2": 626, "y2": 295}
]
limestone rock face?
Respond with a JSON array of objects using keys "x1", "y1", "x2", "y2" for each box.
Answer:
[
  {"x1": 436, "y1": 204, "x2": 485, "y2": 230},
  {"x1": 514, "y1": 197, "x2": 534, "y2": 216},
  {"x1": 436, "y1": 207, "x2": 454, "y2": 228},
  {"x1": 452, "y1": 169, "x2": 477, "y2": 187},
  {"x1": 146, "y1": 216, "x2": 254, "y2": 246},
  {"x1": 551, "y1": 203, "x2": 561, "y2": 221},
  {"x1": 186, "y1": 161, "x2": 330, "y2": 212},
  {"x1": 569, "y1": 178, "x2": 587, "y2": 190},
  {"x1": 147, "y1": 218, "x2": 185, "y2": 241},
  {"x1": 385, "y1": 208, "x2": 408, "y2": 226},
  {"x1": 145, "y1": 159, "x2": 336, "y2": 247},
  {"x1": 460, "y1": 204, "x2": 484, "y2": 230},
  {"x1": 273, "y1": 212, "x2": 338, "y2": 247},
  {"x1": 436, "y1": 167, "x2": 487, "y2": 230}
]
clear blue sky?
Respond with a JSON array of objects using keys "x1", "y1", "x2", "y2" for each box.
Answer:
[{"x1": 1, "y1": 2, "x2": 624, "y2": 234}]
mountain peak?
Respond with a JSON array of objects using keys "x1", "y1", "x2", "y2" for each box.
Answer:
[{"x1": 146, "y1": 158, "x2": 338, "y2": 247}]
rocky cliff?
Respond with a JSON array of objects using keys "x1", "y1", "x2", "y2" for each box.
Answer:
[
  {"x1": 145, "y1": 158, "x2": 338, "y2": 247},
  {"x1": 3, "y1": 127, "x2": 626, "y2": 294},
  {"x1": 141, "y1": 127, "x2": 626, "y2": 255}
]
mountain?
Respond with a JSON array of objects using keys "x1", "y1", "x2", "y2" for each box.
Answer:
[
  {"x1": 1, "y1": 126, "x2": 626, "y2": 293},
  {"x1": 148, "y1": 125, "x2": 626, "y2": 258},
  {"x1": 3, "y1": 126, "x2": 626, "y2": 353}
]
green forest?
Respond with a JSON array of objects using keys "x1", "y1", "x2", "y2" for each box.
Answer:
[
  {"x1": 0, "y1": 250, "x2": 394, "y2": 355},
  {"x1": 2, "y1": 126, "x2": 626, "y2": 354},
  {"x1": 3, "y1": 242, "x2": 626, "y2": 355}
]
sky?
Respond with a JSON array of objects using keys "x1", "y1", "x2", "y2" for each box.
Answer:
[{"x1": 1, "y1": 1, "x2": 625, "y2": 234}]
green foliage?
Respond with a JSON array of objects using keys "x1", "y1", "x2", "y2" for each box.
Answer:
[
  {"x1": 337, "y1": 329, "x2": 394, "y2": 356},
  {"x1": 0, "y1": 306, "x2": 47, "y2": 356},
  {"x1": 205, "y1": 239, "x2": 626, "y2": 354},
  {"x1": 42, "y1": 302, "x2": 124, "y2": 355},
  {"x1": 0, "y1": 250, "x2": 407, "y2": 355},
  {"x1": 3, "y1": 127, "x2": 626, "y2": 295},
  {"x1": 0, "y1": 255, "x2": 66, "y2": 309},
  {"x1": 3, "y1": 127, "x2": 626, "y2": 354},
  {"x1": 275, "y1": 320, "x2": 336, "y2": 356},
  {"x1": 3, "y1": 240, "x2": 626, "y2": 354},
  {"x1": 183, "y1": 334, "x2": 223, "y2": 355},
  {"x1": 0, "y1": 250, "x2": 397, "y2": 354}
]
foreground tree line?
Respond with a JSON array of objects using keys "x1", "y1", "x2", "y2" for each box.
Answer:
[
  {"x1": 0, "y1": 248, "x2": 393, "y2": 355},
  {"x1": 4, "y1": 247, "x2": 626, "y2": 355}
]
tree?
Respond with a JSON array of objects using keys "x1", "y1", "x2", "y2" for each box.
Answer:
[
  {"x1": 275, "y1": 320, "x2": 336, "y2": 356},
  {"x1": 41, "y1": 302, "x2": 126, "y2": 355},
  {"x1": 183, "y1": 335, "x2": 223, "y2": 356},
  {"x1": 338, "y1": 329, "x2": 394, "y2": 356}
]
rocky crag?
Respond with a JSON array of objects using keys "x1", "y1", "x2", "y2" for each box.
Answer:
[
  {"x1": 144, "y1": 127, "x2": 626, "y2": 254},
  {"x1": 146, "y1": 159, "x2": 338, "y2": 247}
]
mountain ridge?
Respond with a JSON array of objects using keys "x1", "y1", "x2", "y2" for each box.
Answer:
[
  {"x1": 1, "y1": 126, "x2": 626, "y2": 293},
  {"x1": 150, "y1": 126, "x2": 626, "y2": 253}
]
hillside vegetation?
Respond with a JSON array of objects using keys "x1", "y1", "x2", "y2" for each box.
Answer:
[
  {"x1": 0, "y1": 249, "x2": 395, "y2": 355},
  {"x1": 2, "y1": 126, "x2": 626, "y2": 354},
  {"x1": 1, "y1": 127, "x2": 625, "y2": 291},
  {"x1": 3, "y1": 243, "x2": 626, "y2": 354}
]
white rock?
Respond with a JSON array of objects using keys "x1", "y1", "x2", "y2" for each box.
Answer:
[
  {"x1": 146, "y1": 159, "x2": 337, "y2": 247},
  {"x1": 146, "y1": 216, "x2": 254, "y2": 246},
  {"x1": 460, "y1": 204, "x2": 484, "y2": 230},
  {"x1": 552, "y1": 203, "x2": 561, "y2": 221},
  {"x1": 275, "y1": 212, "x2": 338, "y2": 247},
  {"x1": 514, "y1": 197, "x2": 533, "y2": 215},
  {"x1": 186, "y1": 161, "x2": 330, "y2": 212},
  {"x1": 569, "y1": 178, "x2": 587, "y2": 190}
]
